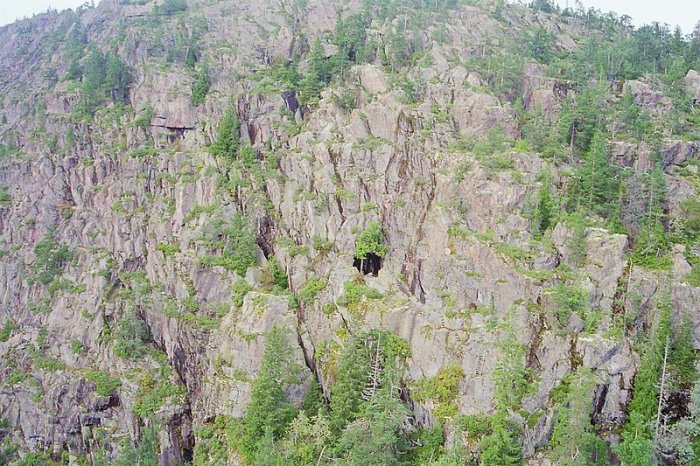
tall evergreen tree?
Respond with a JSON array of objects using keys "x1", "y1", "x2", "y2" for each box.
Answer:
[
  {"x1": 211, "y1": 104, "x2": 240, "y2": 159},
  {"x1": 239, "y1": 326, "x2": 297, "y2": 461}
]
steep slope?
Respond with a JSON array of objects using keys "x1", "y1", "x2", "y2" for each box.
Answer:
[{"x1": 0, "y1": 0, "x2": 699, "y2": 464}]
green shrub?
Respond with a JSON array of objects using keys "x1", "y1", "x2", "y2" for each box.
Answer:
[
  {"x1": 298, "y1": 277, "x2": 327, "y2": 304},
  {"x1": 156, "y1": 242, "x2": 180, "y2": 257},
  {"x1": 354, "y1": 222, "x2": 387, "y2": 261},
  {"x1": 33, "y1": 227, "x2": 73, "y2": 285},
  {"x1": 155, "y1": 0, "x2": 188, "y2": 15},
  {"x1": 133, "y1": 378, "x2": 185, "y2": 417},
  {"x1": 232, "y1": 280, "x2": 252, "y2": 307},
  {"x1": 338, "y1": 280, "x2": 383, "y2": 307},
  {"x1": 70, "y1": 339, "x2": 83, "y2": 354},
  {"x1": 113, "y1": 312, "x2": 149, "y2": 360},
  {"x1": 134, "y1": 104, "x2": 154, "y2": 129},
  {"x1": 0, "y1": 320, "x2": 18, "y2": 342},
  {"x1": 0, "y1": 186, "x2": 11, "y2": 208}
]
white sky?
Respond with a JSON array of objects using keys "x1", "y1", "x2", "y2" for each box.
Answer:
[
  {"x1": 553, "y1": 0, "x2": 698, "y2": 33},
  {"x1": 0, "y1": 0, "x2": 90, "y2": 26},
  {"x1": 0, "y1": 0, "x2": 698, "y2": 33}
]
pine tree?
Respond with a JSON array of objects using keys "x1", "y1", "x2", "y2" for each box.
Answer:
[
  {"x1": 254, "y1": 427, "x2": 283, "y2": 466},
  {"x1": 535, "y1": 174, "x2": 556, "y2": 233},
  {"x1": 224, "y1": 213, "x2": 258, "y2": 277},
  {"x1": 479, "y1": 411, "x2": 521, "y2": 466},
  {"x1": 615, "y1": 297, "x2": 673, "y2": 465},
  {"x1": 211, "y1": 104, "x2": 240, "y2": 159},
  {"x1": 104, "y1": 52, "x2": 130, "y2": 102},
  {"x1": 299, "y1": 38, "x2": 327, "y2": 105},
  {"x1": 575, "y1": 130, "x2": 620, "y2": 218},
  {"x1": 632, "y1": 167, "x2": 670, "y2": 269},
  {"x1": 239, "y1": 326, "x2": 297, "y2": 462},
  {"x1": 335, "y1": 387, "x2": 409, "y2": 466},
  {"x1": 329, "y1": 335, "x2": 373, "y2": 433},
  {"x1": 191, "y1": 65, "x2": 210, "y2": 106},
  {"x1": 551, "y1": 368, "x2": 604, "y2": 465}
]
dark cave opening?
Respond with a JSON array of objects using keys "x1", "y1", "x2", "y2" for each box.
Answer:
[{"x1": 353, "y1": 253, "x2": 382, "y2": 276}]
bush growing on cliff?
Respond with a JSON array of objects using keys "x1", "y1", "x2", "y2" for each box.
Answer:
[
  {"x1": 33, "y1": 227, "x2": 73, "y2": 285},
  {"x1": 113, "y1": 311, "x2": 149, "y2": 360},
  {"x1": 354, "y1": 222, "x2": 387, "y2": 267}
]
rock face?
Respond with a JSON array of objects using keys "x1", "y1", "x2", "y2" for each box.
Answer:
[{"x1": 0, "y1": 0, "x2": 698, "y2": 464}]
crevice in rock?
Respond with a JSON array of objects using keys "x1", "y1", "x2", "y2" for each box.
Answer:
[
  {"x1": 256, "y1": 215, "x2": 275, "y2": 259},
  {"x1": 526, "y1": 309, "x2": 546, "y2": 371},
  {"x1": 353, "y1": 253, "x2": 382, "y2": 276},
  {"x1": 281, "y1": 91, "x2": 299, "y2": 114},
  {"x1": 568, "y1": 337, "x2": 582, "y2": 371}
]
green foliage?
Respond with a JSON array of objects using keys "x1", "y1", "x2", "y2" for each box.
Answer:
[
  {"x1": 568, "y1": 130, "x2": 620, "y2": 219},
  {"x1": 156, "y1": 242, "x2": 180, "y2": 257},
  {"x1": 552, "y1": 284, "x2": 589, "y2": 330},
  {"x1": 199, "y1": 213, "x2": 258, "y2": 276},
  {"x1": 631, "y1": 168, "x2": 670, "y2": 269},
  {"x1": 526, "y1": 27, "x2": 556, "y2": 64},
  {"x1": 355, "y1": 222, "x2": 388, "y2": 260},
  {"x1": 74, "y1": 47, "x2": 130, "y2": 119},
  {"x1": 33, "y1": 227, "x2": 73, "y2": 285},
  {"x1": 338, "y1": 279, "x2": 383, "y2": 307},
  {"x1": 211, "y1": 104, "x2": 240, "y2": 159},
  {"x1": 298, "y1": 276, "x2": 327, "y2": 304},
  {"x1": 558, "y1": 87, "x2": 607, "y2": 152},
  {"x1": 113, "y1": 426, "x2": 159, "y2": 466},
  {"x1": 408, "y1": 425, "x2": 446, "y2": 465},
  {"x1": 134, "y1": 104, "x2": 154, "y2": 129},
  {"x1": 329, "y1": 330, "x2": 409, "y2": 434},
  {"x1": 192, "y1": 65, "x2": 210, "y2": 105},
  {"x1": 261, "y1": 257, "x2": 288, "y2": 291},
  {"x1": 479, "y1": 411, "x2": 522, "y2": 466},
  {"x1": 155, "y1": 0, "x2": 188, "y2": 16},
  {"x1": 335, "y1": 388, "x2": 409, "y2": 466},
  {"x1": 231, "y1": 280, "x2": 252, "y2": 307},
  {"x1": 0, "y1": 186, "x2": 11, "y2": 208},
  {"x1": 413, "y1": 366, "x2": 464, "y2": 419},
  {"x1": 85, "y1": 369, "x2": 122, "y2": 397},
  {"x1": 280, "y1": 411, "x2": 331, "y2": 464},
  {"x1": 550, "y1": 367, "x2": 605, "y2": 465},
  {"x1": 615, "y1": 296, "x2": 674, "y2": 465},
  {"x1": 113, "y1": 311, "x2": 149, "y2": 360},
  {"x1": 133, "y1": 383, "x2": 183, "y2": 418},
  {"x1": 535, "y1": 174, "x2": 556, "y2": 233},
  {"x1": 236, "y1": 326, "x2": 297, "y2": 462},
  {"x1": 493, "y1": 324, "x2": 531, "y2": 410},
  {"x1": 669, "y1": 315, "x2": 698, "y2": 388},
  {"x1": 254, "y1": 427, "x2": 284, "y2": 465},
  {"x1": 0, "y1": 320, "x2": 18, "y2": 342},
  {"x1": 299, "y1": 38, "x2": 328, "y2": 105}
]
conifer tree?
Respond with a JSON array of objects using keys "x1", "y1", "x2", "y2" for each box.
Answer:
[
  {"x1": 211, "y1": 104, "x2": 240, "y2": 159},
  {"x1": 551, "y1": 368, "x2": 604, "y2": 465},
  {"x1": 191, "y1": 65, "x2": 210, "y2": 105},
  {"x1": 299, "y1": 38, "x2": 327, "y2": 105},
  {"x1": 239, "y1": 326, "x2": 297, "y2": 461}
]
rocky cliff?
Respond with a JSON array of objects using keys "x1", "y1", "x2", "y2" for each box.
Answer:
[{"x1": 0, "y1": 0, "x2": 699, "y2": 464}]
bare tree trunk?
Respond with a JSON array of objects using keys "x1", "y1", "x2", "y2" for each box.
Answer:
[{"x1": 655, "y1": 337, "x2": 671, "y2": 436}]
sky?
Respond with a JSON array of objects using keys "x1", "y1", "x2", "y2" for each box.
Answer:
[
  {"x1": 0, "y1": 0, "x2": 698, "y2": 32},
  {"x1": 0, "y1": 0, "x2": 89, "y2": 27},
  {"x1": 553, "y1": 0, "x2": 699, "y2": 34}
]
